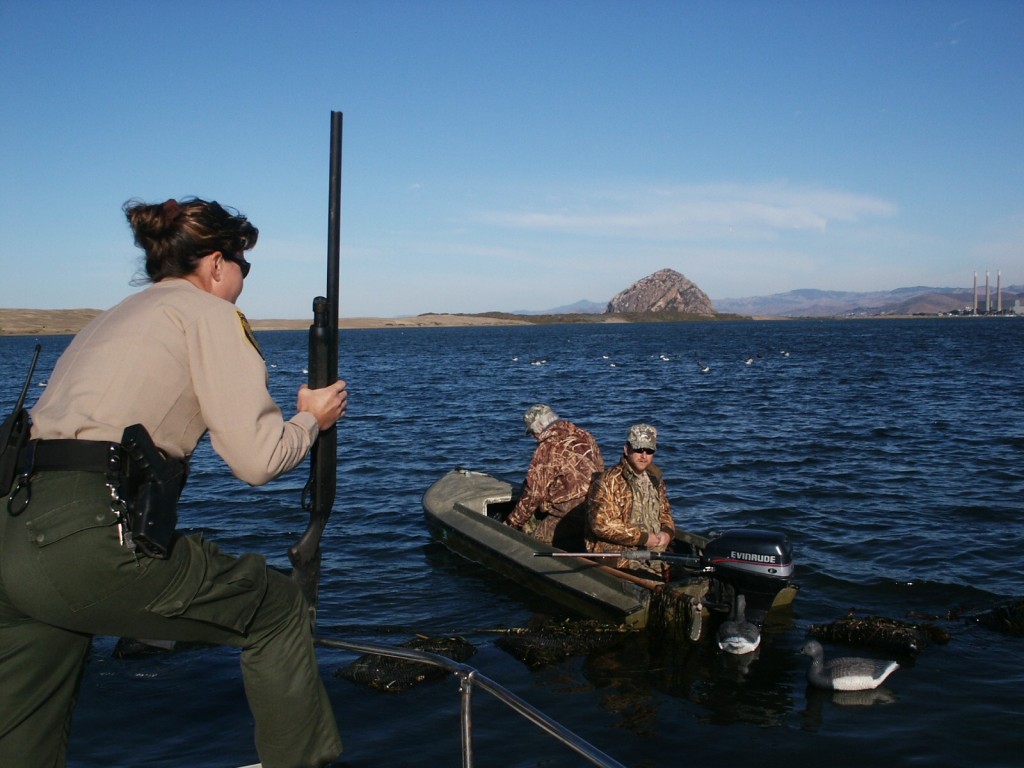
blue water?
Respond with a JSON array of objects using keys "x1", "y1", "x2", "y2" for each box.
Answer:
[{"x1": 2, "y1": 318, "x2": 1023, "y2": 767}]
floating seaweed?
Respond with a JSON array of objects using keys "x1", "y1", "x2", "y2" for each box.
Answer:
[
  {"x1": 647, "y1": 581, "x2": 709, "y2": 642},
  {"x1": 335, "y1": 635, "x2": 476, "y2": 691},
  {"x1": 969, "y1": 599, "x2": 1024, "y2": 636},
  {"x1": 809, "y1": 612, "x2": 949, "y2": 655},
  {"x1": 495, "y1": 619, "x2": 635, "y2": 669}
]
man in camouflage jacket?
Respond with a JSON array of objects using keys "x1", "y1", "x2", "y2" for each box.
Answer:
[
  {"x1": 586, "y1": 424, "x2": 675, "y2": 578},
  {"x1": 504, "y1": 404, "x2": 604, "y2": 549}
]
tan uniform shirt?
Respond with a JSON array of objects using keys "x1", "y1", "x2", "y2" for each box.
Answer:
[{"x1": 30, "y1": 279, "x2": 318, "y2": 486}]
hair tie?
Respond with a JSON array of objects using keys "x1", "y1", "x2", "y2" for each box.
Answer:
[{"x1": 162, "y1": 199, "x2": 181, "y2": 224}]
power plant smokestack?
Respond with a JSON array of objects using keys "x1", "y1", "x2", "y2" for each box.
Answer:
[
  {"x1": 973, "y1": 272, "x2": 978, "y2": 315},
  {"x1": 985, "y1": 271, "x2": 991, "y2": 314},
  {"x1": 997, "y1": 270, "x2": 1002, "y2": 313}
]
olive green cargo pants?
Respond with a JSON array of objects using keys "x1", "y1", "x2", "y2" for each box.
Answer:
[{"x1": 0, "y1": 471, "x2": 342, "y2": 768}]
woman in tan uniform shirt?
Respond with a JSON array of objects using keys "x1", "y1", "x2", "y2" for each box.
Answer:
[{"x1": 0, "y1": 198, "x2": 346, "y2": 768}]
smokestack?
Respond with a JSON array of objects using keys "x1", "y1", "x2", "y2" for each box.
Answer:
[
  {"x1": 997, "y1": 271, "x2": 1002, "y2": 313},
  {"x1": 973, "y1": 272, "x2": 978, "y2": 315},
  {"x1": 986, "y1": 271, "x2": 991, "y2": 314}
]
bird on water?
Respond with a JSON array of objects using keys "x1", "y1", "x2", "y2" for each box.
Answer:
[
  {"x1": 717, "y1": 594, "x2": 761, "y2": 655},
  {"x1": 801, "y1": 639, "x2": 899, "y2": 691}
]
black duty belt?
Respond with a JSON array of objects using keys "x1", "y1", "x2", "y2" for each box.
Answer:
[
  {"x1": 29, "y1": 439, "x2": 123, "y2": 475},
  {"x1": 8, "y1": 438, "x2": 124, "y2": 518}
]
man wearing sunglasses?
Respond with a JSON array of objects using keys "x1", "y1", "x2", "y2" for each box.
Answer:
[{"x1": 585, "y1": 423, "x2": 676, "y2": 579}]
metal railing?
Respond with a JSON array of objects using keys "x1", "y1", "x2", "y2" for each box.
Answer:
[{"x1": 316, "y1": 636, "x2": 627, "y2": 768}]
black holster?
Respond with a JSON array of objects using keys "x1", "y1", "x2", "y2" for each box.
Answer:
[{"x1": 119, "y1": 424, "x2": 188, "y2": 558}]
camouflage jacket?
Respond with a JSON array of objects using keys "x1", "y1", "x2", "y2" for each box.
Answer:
[
  {"x1": 585, "y1": 458, "x2": 675, "y2": 555},
  {"x1": 505, "y1": 420, "x2": 605, "y2": 529}
]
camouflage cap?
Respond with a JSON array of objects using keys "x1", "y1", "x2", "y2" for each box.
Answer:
[
  {"x1": 627, "y1": 423, "x2": 657, "y2": 450},
  {"x1": 524, "y1": 404, "x2": 558, "y2": 435}
]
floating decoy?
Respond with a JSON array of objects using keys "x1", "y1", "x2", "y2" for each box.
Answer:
[
  {"x1": 717, "y1": 594, "x2": 761, "y2": 655},
  {"x1": 801, "y1": 639, "x2": 899, "y2": 690}
]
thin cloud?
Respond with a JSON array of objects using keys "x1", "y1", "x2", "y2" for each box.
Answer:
[{"x1": 474, "y1": 182, "x2": 898, "y2": 241}]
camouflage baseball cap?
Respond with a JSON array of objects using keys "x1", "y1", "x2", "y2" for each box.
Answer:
[
  {"x1": 627, "y1": 423, "x2": 657, "y2": 450},
  {"x1": 524, "y1": 404, "x2": 558, "y2": 435}
]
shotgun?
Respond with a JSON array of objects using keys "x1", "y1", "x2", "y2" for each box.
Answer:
[
  {"x1": 534, "y1": 550, "x2": 704, "y2": 569},
  {"x1": 289, "y1": 111, "x2": 343, "y2": 628}
]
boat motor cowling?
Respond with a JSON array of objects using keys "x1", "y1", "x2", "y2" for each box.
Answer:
[{"x1": 703, "y1": 528, "x2": 795, "y2": 626}]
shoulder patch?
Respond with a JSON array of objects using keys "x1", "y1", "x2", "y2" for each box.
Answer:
[{"x1": 236, "y1": 310, "x2": 264, "y2": 358}]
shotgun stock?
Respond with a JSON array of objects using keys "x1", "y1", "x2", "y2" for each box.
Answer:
[{"x1": 289, "y1": 111, "x2": 343, "y2": 627}]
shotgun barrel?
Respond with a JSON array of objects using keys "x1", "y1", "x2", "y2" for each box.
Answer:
[
  {"x1": 289, "y1": 111, "x2": 343, "y2": 627},
  {"x1": 534, "y1": 550, "x2": 703, "y2": 568}
]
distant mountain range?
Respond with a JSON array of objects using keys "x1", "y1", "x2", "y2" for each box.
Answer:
[
  {"x1": 513, "y1": 299, "x2": 608, "y2": 315},
  {"x1": 524, "y1": 285, "x2": 1024, "y2": 318},
  {"x1": 713, "y1": 285, "x2": 1024, "y2": 317}
]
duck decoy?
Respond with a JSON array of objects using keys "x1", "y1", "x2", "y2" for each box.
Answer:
[
  {"x1": 717, "y1": 594, "x2": 761, "y2": 655},
  {"x1": 801, "y1": 639, "x2": 899, "y2": 691}
]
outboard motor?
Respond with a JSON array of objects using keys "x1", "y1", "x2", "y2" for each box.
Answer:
[{"x1": 703, "y1": 528, "x2": 795, "y2": 627}]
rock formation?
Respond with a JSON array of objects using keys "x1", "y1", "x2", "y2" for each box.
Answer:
[{"x1": 605, "y1": 269, "x2": 715, "y2": 315}]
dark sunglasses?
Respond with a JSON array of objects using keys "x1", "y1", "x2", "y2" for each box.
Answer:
[
  {"x1": 629, "y1": 445, "x2": 655, "y2": 455},
  {"x1": 224, "y1": 253, "x2": 251, "y2": 278}
]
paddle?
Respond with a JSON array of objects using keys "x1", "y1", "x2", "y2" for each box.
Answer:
[{"x1": 289, "y1": 111, "x2": 343, "y2": 629}]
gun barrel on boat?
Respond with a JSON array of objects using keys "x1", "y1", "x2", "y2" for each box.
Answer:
[{"x1": 535, "y1": 551, "x2": 704, "y2": 569}]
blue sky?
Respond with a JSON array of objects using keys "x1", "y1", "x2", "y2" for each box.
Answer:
[{"x1": 1, "y1": 1, "x2": 1021, "y2": 318}]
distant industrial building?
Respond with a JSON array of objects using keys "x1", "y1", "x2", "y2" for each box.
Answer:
[{"x1": 970, "y1": 270, "x2": 1017, "y2": 315}]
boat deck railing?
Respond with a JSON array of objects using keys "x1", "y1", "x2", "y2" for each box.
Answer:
[{"x1": 316, "y1": 636, "x2": 627, "y2": 768}]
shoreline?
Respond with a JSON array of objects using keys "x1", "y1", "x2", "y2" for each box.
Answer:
[
  {"x1": 0, "y1": 308, "x2": 729, "y2": 336},
  {"x1": 0, "y1": 308, "x2": 540, "y2": 337},
  {"x1": 3, "y1": 307, "x2": 1006, "y2": 337}
]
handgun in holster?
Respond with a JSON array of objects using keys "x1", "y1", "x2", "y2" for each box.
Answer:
[{"x1": 119, "y1": 424, "x2": 188, "y2": 558}]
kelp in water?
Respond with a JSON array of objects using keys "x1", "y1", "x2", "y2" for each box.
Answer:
[
  {"x1": 496, "y1": 619, "x2": 636, "y2": 669},
  {"x1": 809, "y1": 613, "x2": 949, "y2": 655},
  {"x1": 335, "y1": 635, "x2": 476, "y2": 691}
]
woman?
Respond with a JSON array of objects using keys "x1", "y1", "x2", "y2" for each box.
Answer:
[{"x1": 0, "y1": 198, "x2": 346, "y2": 768}]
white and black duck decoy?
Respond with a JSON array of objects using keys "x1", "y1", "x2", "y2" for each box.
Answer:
[
  {"x1": 800, "y1": 639, "x2": 899, "y2": 691},
  {"x1": 717, "y1": 595, "x2": 761, "y2": 655}
]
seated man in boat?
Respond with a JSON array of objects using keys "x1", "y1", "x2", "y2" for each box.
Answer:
[
  {"x1": 503, "y1": 404, "x2": 605, "y2": 549},
  {"x1": 585, "y1": 423, "x2": 675, "y2": 580}
]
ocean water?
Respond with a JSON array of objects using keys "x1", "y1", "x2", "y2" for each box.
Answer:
[{"x1": 1, "y1": 317, "x2": 1023, "y2": 767}]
